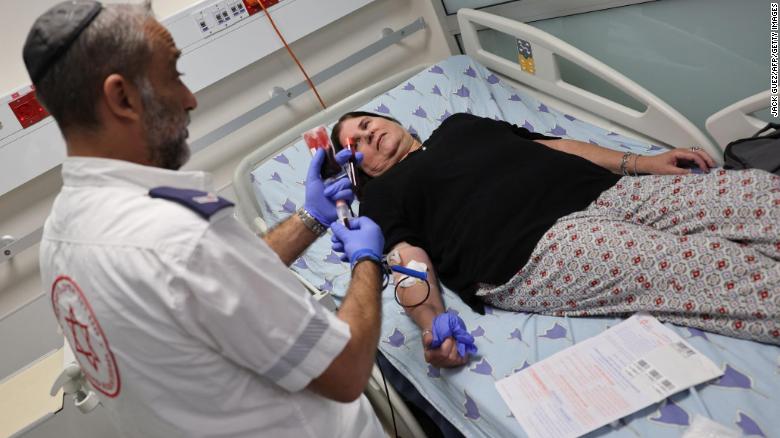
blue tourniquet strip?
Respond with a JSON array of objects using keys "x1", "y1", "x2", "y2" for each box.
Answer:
[{"x1": 390, "y1": 265, "x2": 428, "y2": 281}]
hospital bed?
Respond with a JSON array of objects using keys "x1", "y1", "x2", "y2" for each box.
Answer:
[{"x1": 233, "y1": 9, "x2": 780, "y2": 437}]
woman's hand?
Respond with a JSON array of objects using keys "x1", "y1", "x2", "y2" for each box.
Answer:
[
  {"x1": 638, "y1": 148, "x2": 716, "y2": 175},
  {"x1": 422, "y1": 331, "x2": 470, "y2": 368}
]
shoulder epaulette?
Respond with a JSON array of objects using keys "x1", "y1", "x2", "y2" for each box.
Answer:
[{"x1": 149, "y1": 186, "x2": 234, "y2": 220}]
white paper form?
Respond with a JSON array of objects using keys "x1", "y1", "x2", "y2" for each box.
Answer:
[{"x1": 495, "y1": 314, "x2": 723, "y2": 438}]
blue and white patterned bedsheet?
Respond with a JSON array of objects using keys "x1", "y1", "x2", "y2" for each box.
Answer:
[{"x1": 248, "y1": 55, "x2": 780, "y2": 437}]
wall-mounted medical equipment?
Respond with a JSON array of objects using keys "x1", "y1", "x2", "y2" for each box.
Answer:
[{"x1": 0, "y1": 0, "x2": 376, "y2": 198}]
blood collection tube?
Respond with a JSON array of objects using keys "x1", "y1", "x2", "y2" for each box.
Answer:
[
  {"x1": 336, "y1": 202, "x2": 350, "y2": 227},
  {"x1": 345, "y1": 137, "x2": 358, "y2": 190}
]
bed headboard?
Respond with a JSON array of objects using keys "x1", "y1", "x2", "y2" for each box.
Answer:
[
  {"x1": 456, "y1": 8, "x2": 721, "y2": 163},
  {"x1": 705, "y1": 90, "x2": 770, "y2": 149}
]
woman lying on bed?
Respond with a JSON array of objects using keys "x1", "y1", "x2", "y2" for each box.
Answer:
[{"x1": 329, "y1": 111, "x2": 780, "y2": 367}]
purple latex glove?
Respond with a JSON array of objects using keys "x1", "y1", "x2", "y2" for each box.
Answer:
[
  {"x1": 428, "y1": 312, "x2": 478, "y2": 357},
  {"x1": 304, "y1": 149, "x2": 363, "y2": 225},
  {"x1": 330, "y1": 217, "x2": 384, "y2": 266},
  {"x1": 334, "y1": 149, "x2": 363, "y2": 166}
]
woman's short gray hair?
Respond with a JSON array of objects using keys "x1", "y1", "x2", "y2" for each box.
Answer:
[{"x1": 34, "y1": 2, "x2": 154, "y2": 133}]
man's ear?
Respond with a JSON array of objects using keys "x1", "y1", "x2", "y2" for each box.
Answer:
[{"x1": 102, "y1": 74, "x2": 143, "y2": 123}]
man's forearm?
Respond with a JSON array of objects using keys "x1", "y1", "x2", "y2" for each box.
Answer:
[
  {"x1": 263, "y1": 214, "x2": 319, "y2": 266},
  {"x1": 309, "y1": 260, "x2": 382, "y2": 400},
  {"x1": 336, "y1": 261, "x2": 383, "y2": 376}
]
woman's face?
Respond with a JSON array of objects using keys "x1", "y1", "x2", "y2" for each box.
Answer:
[{"x1": 337, "y1": 116, "x2": 417, "y2": 177}]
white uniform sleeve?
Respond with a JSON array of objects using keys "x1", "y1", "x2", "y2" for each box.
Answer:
[{"x1": 169, "y1": 215, "x2": 350, "y2": 392}]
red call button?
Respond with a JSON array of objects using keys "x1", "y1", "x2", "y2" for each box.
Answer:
[{"x1": 9, "y1": 91, "x2": 49, "y2": 129}]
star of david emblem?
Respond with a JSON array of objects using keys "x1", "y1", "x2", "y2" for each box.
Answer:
[{"x1": 64, "y1": 306, "x2": 101, "y2": 370}]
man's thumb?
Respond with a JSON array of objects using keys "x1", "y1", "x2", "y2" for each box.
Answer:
[{"x1": 330, "y1": 220, "x2": 346, "y2": 236}]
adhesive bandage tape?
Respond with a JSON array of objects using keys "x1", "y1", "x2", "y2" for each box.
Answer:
[
  {"x1": 387, "y1": 249, "x2": 401, "y2": 266},
  {"x1": 407, "y1": 260, "x2": 428, "y2": 274},
  {"x1": 395, "y1": 260, "x2": 429, "y2": 288}
]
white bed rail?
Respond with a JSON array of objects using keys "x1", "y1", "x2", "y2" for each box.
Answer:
[
  {"x1": 705, "y1": 90, "x2": 770, "y2": 149},
  {"x1": 457, "y1": 8, "x2": 721, "y2": 163}
]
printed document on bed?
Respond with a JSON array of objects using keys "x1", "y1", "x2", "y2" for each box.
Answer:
[{"x1": 495, "y1": 314, "x2": 722, "y2": 438}]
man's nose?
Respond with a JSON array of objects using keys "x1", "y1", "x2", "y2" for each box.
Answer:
[{"x1": 184, "y1": 86, "x2": 197, "y2": 111}]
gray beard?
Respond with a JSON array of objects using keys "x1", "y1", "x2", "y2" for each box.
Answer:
[{"x1": 138, "y1": 78, "x2": 190, "y2": 170}]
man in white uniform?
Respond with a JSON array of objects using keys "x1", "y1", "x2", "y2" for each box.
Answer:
[{"x1": 26, "y1": 2, "x2": 386, "y2": 436}]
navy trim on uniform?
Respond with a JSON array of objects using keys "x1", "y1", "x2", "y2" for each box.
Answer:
[
  {"x1": 149, "y1": 186, "x2": 234, "y2": 220},
  {"x1": 264, "y1": 304, "x2": 330, "y2": 382}
]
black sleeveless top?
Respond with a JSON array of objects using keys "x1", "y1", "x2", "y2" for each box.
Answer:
[{"x1": 359, "y1": 113, "x2": 620, "y2": 312}]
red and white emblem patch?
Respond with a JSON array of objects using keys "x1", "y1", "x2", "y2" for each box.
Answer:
[{"x1": 51, "y1": 275, "x2": 121, "y2": 398}]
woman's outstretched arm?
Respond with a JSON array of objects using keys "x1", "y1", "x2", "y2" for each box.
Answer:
[
  {"x1": 390, "y1": 242, "x2": 470, "y2": 368},
  {"x1": 535, "y1": 138, "x2": 716, "y2": 175}
]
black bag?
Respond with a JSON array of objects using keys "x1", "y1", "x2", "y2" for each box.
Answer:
[{"x1": 723, "y1": 122, "x2": 780, "y2": 175}]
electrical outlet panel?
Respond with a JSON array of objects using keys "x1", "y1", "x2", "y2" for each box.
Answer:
[
  {"x1": 8, "y1": 89, "x2": 49, "y2": 129},
  {"x1": 192, "y1": 0, "x2": 251, "y2": 38},
  {"x1": 227, "y1": 0, "x2": 248, "y2": 17}
]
